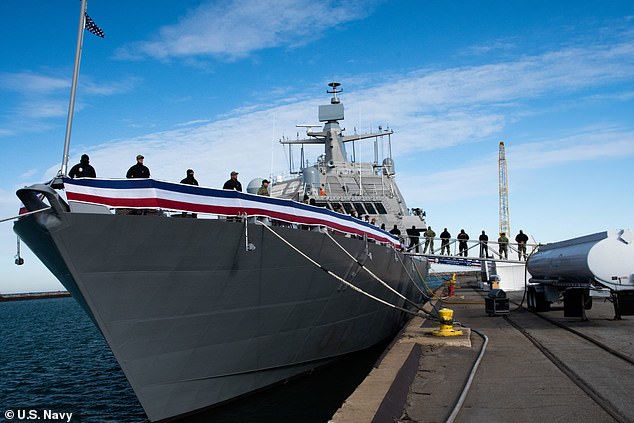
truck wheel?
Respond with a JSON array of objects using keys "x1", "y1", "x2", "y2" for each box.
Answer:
[
  {"x1": 535, "y1": 290, "x2": 550, "y2": 312},
  {"x1": 584, "y1": 291, "x2": 593, "y2": 310}
]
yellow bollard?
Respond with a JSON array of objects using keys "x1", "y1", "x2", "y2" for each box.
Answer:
[{"x1": 432, "y1": 307, "x2": 463, "y2": 337}]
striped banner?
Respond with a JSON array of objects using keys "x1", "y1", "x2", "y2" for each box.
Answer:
[{"x1": 63, "y1": 178, "x2": 400, "y2": 247}]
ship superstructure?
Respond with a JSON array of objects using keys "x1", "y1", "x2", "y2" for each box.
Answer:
[{"x1": 270, "y1": 82, "x2": 426, "y2": 235}]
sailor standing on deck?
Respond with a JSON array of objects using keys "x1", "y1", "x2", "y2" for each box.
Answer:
[
  {"x1": 423, "y1": 226, "x2": 436, "y2": 254},
  {"x1": 68, "y1": 154, "x2": 96, "y2": 178},
  {"x1": 440, "y1": 228, "x2": 451, "y2": 255},
  {"x1": 180, "y1": 169, "x2": 198, "y2": 186},
  {"x1": 498, "y1": 232, "x2": 509, "y2": 260},
  {"x1": 257, "y1": 179, "x2": 270, "y2": 196},
  {"x1": 222, "y1": 171, "x2": 242, "y2": 191},
  {"x1": 457, "y1": 229, "x2": 469, "y2": 257},
  {"x1": 180, "y1": 169, "x2": 199, "y2": 218},
  {"x1": 407, "y1": 225, "x2": 421, "y2": 253},
  {"x1": 123, "y1": 155, "x2": 151, "y2": 216},
  {"x1": 515, "y1": 230, "x2": 529, "y2": 260},
  {"x1": 222, "y1": 171, "x2": 242, "y2": 222},
  {"x1": 126, "y1": 155, "x2": 150, "y2": 178},
  {"x1": 479, "y1": 230, "x2": 490, "y2": 258}
]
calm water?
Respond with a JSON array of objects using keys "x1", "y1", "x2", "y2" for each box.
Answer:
[
  {"x1": 1, "y1": 298, "x2": 146, "y2": 422},
  {"x1": 0, "y1": 283, "x2": 433, "y2": 423},
  {"x1": 0, "y1": 275, "x2": 443, "y2": 422}
]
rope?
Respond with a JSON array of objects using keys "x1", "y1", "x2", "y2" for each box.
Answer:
[
  {"x1": 324, "y1": 231, "x2": 425, "y2": 312},
  {"x1": 395, "y1": 247, "x2": 485, "y2": 308},
  {"x1": 256, "y1": 221, "x2": 421, "y2": 317},
  {"x1": 412, "y1": 260, "x2": 446, "y2": 302},
  {"x1": 390, "y1": 245, "x2": 428, "y2": 297},
  {"x1": 0, "y1": 206, "x2": 52, "y2": 223},
  {"x1": 390, "y1": 246, "x2": 442, "y2": 317}
]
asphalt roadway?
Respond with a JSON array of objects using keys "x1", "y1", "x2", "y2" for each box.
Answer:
[{"x1": 331, "y1": 273, "x2": 634, "y2": 423}]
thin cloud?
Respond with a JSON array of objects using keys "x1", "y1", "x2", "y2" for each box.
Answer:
[
  {"x1": 0, "y1": 72, "x2": 136, "y2": 98},
  {"x1": 18, "y1": 169, "x2": 39, "y2": 179},
  {"x1": 389, "y1": 129, "x2": 634, "y2": 240},
  {"x1": 175, "y1": 119, "x2": 212, "y2": 127},
  {"x1": 336, "y1": 32, "x2": 634, "y2": 153},
  {"x1": 403, "y1": 125, "x2": 634, "y2": 205},
  {"x1": 15, "y1": 99, "x2": 68, "y2": 119},
  {"x1": 81, "y1": 76, "x2": 139, "y2": 96},
  {"x1": 0, "y1": 72, "x2": 68, "y2": 93},
  {"x1": 116, "y1": 0, "x2": 378, "y2": 61},
  {"x1": 51, "y1": 28, "x2": 634, "y2": 191},
  {"x1": 510, "y1": 127, "x2": 634, "y2": 170},
  {"x1": 0, "y1": 72, "x2": 137, "y2": 133},
  {"x1": 463, "y1": 38, "x2": 518, "y2": 56}
]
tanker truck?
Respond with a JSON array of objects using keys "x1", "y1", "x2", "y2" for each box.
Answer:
[{"x1": 526, "y1": 229, "x2": 634, "y2": 319}]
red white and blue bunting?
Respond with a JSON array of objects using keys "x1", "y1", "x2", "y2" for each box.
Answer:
[{"x1": 63, "y1": 178, "x2": 400, "y2": 247}]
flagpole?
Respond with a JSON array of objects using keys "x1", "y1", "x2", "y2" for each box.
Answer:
[{"x1": 60, "y1": 0, "x2": 88, "y2": 177}]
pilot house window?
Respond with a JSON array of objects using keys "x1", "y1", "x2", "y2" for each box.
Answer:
[
  {"x1": 373, "y1": 202, "x2": 388, "y2": 214},
  {"x1": 363, "y1": 203, "x2": 377, "y2": 214},
  {"x1": 353, "y1": 202, "x2": 366, "y2": 215}
]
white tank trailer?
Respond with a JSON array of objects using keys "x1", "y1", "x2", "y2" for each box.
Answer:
[{"x1": 526, "y1": 229, "x2": 634, "y2": 319}]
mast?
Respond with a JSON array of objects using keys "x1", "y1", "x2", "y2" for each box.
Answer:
[
  {"x1": 60, "y1": 0, "x2": 88, "y2": 177},
  {"x1": 281, "y1": 83, "x2": 393, "y2": 167}
]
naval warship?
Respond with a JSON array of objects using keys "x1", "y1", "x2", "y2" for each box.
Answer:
[{"x1": 14, "y1": 82, "x2": 429, "y2": 421}]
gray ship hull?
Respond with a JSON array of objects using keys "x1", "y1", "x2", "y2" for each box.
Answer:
[{"x1": 14, "y1": 209, "x2": 422, "y2": 421}]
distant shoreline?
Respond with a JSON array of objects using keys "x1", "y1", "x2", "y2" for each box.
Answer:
[{"x1": 0, "y1": 291, "x2": 71, "y2": 302}]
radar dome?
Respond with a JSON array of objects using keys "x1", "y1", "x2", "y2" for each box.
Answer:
[
  {"x1": 247, "y1": 178, "x2": 265, "y2": 194},
  {"x1": 382, "y1": 158, "x2": 395, "y2": 175},
  {"x1": 303, "y1": 166, "x2": 319, "y2": 193}
]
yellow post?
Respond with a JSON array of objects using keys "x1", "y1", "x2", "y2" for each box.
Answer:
[{"x1": 432, "y1": 307, "x2": 463, "y2": 337}]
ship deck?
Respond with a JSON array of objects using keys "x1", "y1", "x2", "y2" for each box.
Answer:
[{"x1": 332, "y1": 273, "x2": 634, "y2": 422}]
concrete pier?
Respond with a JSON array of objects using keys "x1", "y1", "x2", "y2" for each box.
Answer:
[{"x1": 331, "y1": 274, "x2": 634, "y2": 423}]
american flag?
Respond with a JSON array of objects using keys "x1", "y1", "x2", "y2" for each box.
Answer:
[{"x1": 85, "y1": 13, "x2": 105, "y2": 38}]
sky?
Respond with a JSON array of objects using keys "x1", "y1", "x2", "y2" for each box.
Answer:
[{"x1": 0, "y1": 0, "x2": 633, "y2": 293}]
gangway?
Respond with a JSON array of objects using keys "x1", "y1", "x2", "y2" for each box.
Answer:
[
  {"x1": 400, "y1": 235, "x2": 534, "y2": 291},
  {"x1": 400, "y1": 235, "x2": 536, "y2": 264}
]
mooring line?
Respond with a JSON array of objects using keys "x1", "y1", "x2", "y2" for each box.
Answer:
[
  {"x1": 257, "y1": 222, "x2": 421, "y2": 317},
  {"x1": 392, "y1": 245, "x2": 448, "y2": 301},
  {"x1": 324, "y1": 231, "x2": 425, "y2": 312},
  {"x1": 390, "y1": 245, "x2": 428, "y2": 297},
  {"x1": 0, "y1": 206, "x2": 51, "y2": 223},
  {"x1": 390, "y1": 246, "x2": 444, "y2": 317}
]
